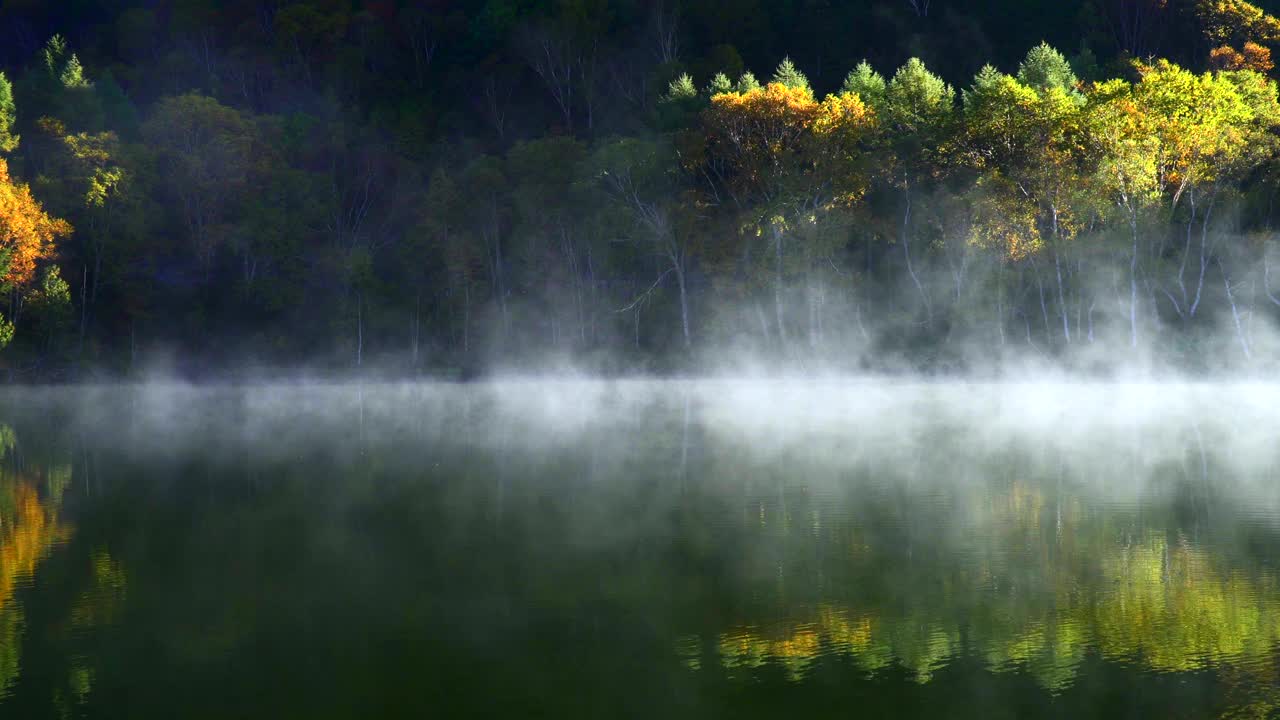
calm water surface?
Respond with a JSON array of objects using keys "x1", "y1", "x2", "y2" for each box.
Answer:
[{"x1": 0, "y1": 380, "x2": 1279, "y2": 718}]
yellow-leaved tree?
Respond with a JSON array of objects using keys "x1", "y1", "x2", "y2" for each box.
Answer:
[
  {"x1": 0, "y1": 158, "x2": 72, "y2": 348},
  {"x1": 701, "y1": 62, "x2": 877, "y2": 348}
]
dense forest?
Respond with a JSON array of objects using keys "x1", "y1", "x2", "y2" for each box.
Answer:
[{"x1": 4, "y1": 1, "x2": 1280, "y2": 376}]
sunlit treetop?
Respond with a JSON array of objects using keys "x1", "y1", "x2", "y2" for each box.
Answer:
[
  {"x1": 702, "y1": 81, "x2": 822, "y2": 203},
  {"x1": 872, "y1": 58, "x2": 956, "y2": 181},
  {"x1": 735, "y1": 72, "x2": 761, "y2": 94},
  {"x1": 962, "y1": 58, "x2": 1094, "y2": 260},
  {"x1": 811, "y1": 91, "x2": 876, "y2": 205},
  {"x1": 42, "y1": 35, "x2": 90, "y2": 90},
  {"x1": 707, "y1": 72, "x2": 734, "y2": 96},
  {"x1": 1128, "y1": 59, "x2": 1269, "y2": 199},
  {"x1": 665, "y1": 73, "x2": 697, "y2": 102},
  {"x1": 1084, "y1": 77, "x2": 1164, "y2": 223},
  {"x1": 962, "y1": 66, "x2": 1043, "y2": 170},
  {"x1": 771, "y1": 57, "x2": 811, "y2": 94},
  {"x1": 1016, "y1": 43, "x2": 1079, "y2": 96},
  {"x1": 883, "y1": 58, "x2": 955, "y2": 136},
  {"x1": 842, "y1": 61, "x2": 887, "y2": 108}
]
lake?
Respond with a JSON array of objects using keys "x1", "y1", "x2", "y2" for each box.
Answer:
[{"x1": 0, "y1": 380, "x2": 1279, "y2": 718}]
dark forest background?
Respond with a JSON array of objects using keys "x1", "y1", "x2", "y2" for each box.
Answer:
[{"x1": 3, "y1": 0, "x2": 1280, "y2": 378}]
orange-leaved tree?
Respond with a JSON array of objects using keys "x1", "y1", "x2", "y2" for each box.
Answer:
[{"x1": 0, "y1": 158, "x2": 71, "y2": 318}]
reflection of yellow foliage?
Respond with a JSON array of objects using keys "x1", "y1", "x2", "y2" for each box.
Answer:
[
  {"x1": 0, "y1": 461, "x2": 73, "y2": 697},
  {"x1": 680, "y1": 479, "x2": 1280, "y2": 702},
  {"x1": 700, "y1": 610, "x2": 957, "y2": 682},
  {"x1": 0, "y1": 474, "x2": 72, "y2": 609}
]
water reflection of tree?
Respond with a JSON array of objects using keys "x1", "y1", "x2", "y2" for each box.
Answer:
[
  {"x1": 675, "y1": 440, "x2": 1280, "y2": 711},
  {"x1": 0, "y1": 426, "x2": 73, "y2": 697}
]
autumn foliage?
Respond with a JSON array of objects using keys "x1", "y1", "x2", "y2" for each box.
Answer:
[
  {"x1": 0, "y1": 159, "x2": 70, "y2": 292},
  {"x1": 702, "y1": 82, "x2": 876, "y2": 208},
  {"x1": 0, "y1": 474, "x2": 69, "y2": 612},
  {"x1": 702, "y1": 83, "x2": 822, "y2": 203},
  {"x1": 1209, "y1": 41, "x2": 1274, "y2": 72}
]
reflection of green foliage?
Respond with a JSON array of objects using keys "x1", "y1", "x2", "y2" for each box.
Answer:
[
  {"x1": 71, "y1": 550, "x2": 126, "y2": 629},
  {"x1": 0, "y1": 603, "x2": 21, "y2": 697},
  {"x1": 0, "y1": 426, "x2": 15, "y2": 459},
  {"x1": 45, "y1": 463, "x2": 70, "y2": 505},
  {"x1": 68, "y1": 664, "x2": 92, "y2": 703},
  {"x1": 694, "y1": 529, "x2": 1280, "y2": 692},
  {"x1": 1093, "y1": 534, "x2": 1280, "y2": 672},
  {"x1": 676, "y1": 438, "x2": 1280, "y2": 705}
]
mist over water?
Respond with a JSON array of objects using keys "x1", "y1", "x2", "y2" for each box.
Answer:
[{"x1": 0, "y1": 379, "x2": 1279, "y2": 717}]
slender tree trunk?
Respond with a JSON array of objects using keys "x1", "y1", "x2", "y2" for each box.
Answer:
[
  {"x1": 807, "y1": 281, "x2": 818, "y2": 349},
  {"x1": 1222, "y1": 260, "x2": 1251, "y2": 360},
  {"x1": 814, "y1": 281, "x2": 825, "y2": 347},
  {"x1": 995, "y1": 263, "x2": 1006, "y2": 346},
  {"x1": 560, "y1": 229, "x2": 586, "y2": 346},
  {"x1": 1076, "y1": 259, "x2": 1085, "y2": 341},
  {"x1": 1248, "y1": 271, "x2": 1258, "y2": 350},
  {"x1": 412, "y1": 289, "x2": 421, "y2": 368},
  {"x1": 1146, "y1": 275, "x2": 1161, "y2": 337},
  {"x1": 356, "y1": 292, "x2": 363, "y2": 368},
  {"x1": 1130, "y1": 210, "x2": 1139, "y2": 348},
  {"x1": 755, "y1": 301, "x2": 771, "y2": 344},
  {"x1": 674, "y1": 262, "x2": 691, "y2": 350},
  {"x1": 1190, "y1": 194, "x2": 1215, "y2": 317},
  {"x1": 1054, "y1": 249, "x2": 1070, "y2": 343},
  {"x1": 901, "y1": 184, "x2": 930, "y2": 325},
  {"x1": 490, "y1": 209, "x2": 508, "y2": 342},
  {"x1": 78, "y1": 265, "x2": 87, "y2": 356},
  {"x1": 1035, "y1": 262, "x2": 1051, "y2": 340},
  {"x1": 1265, "y1": 249, "x2": 1280, "y2": 307},
  {"x1": 774, "y1": 226, "x2": 787, "y2": 347},
  {"x1": 1177, "y1": 192, "x2": 1195, "y2": 310},
  {"x1": 462, "y1": 283, "x2": 470, "y2": 356},
  {"x1": 89, "y1": 245, "x2": 101, "y2": 334},
  {"x1": 586, "y1": 245, "x2": 599, "y2": 345}
]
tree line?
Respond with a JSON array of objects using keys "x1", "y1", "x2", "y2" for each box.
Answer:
[{"x1": 2, "y1": 1, "x2": 1280, "y2": 375}]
